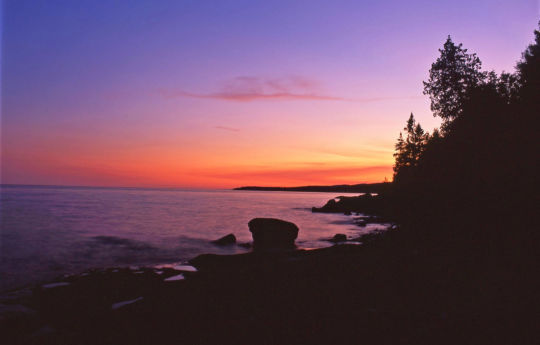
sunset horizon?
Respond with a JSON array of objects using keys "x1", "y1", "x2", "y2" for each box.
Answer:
[
  {"x1": 3, "y1": 1, "x2": 538, "y2": 188},
  {"x1": 2, "y1": 2, "x2": 539, "y2": 344}
]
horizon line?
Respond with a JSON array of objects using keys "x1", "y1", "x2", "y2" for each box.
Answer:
[
  {"x1": 0, "y1": 181, "x2": 386, "y2": 191},
  {"x1": 0, "y1": 183, "x2": 221, "y2": 191}
]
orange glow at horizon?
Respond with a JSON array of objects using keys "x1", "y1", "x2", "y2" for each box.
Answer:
[
  {"x1": 2, "y1": 96, "x2": 404, "y2": 188},
  {"x1": 9, "y1": 0, "x2": 533, "y2": 188},
  {"x1": 2, "y1": 132, "x2": 395, "y2": 188}
]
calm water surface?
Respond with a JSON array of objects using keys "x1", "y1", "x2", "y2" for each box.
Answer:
[{"x1": 0, "y1": 185, "x2": 385, "y2": 291}]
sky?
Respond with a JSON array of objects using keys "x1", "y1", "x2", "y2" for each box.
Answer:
[{"x1": 1, "y1": 0, "x2": 539, "y2": 188}]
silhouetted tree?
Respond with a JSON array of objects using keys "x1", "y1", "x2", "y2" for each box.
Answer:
[
  {"x1": 517, "y1": 22, "x2": 540, "y2": 88},
  {"x1": 516, "y1": 21, "x2": 540, "y2": 130},
  {"x1": 487, "y1": 71, "x2": 520, "y2": 103},
  {"x1": 391, "y1": 23, "x2": 539, "y2": 254},
  {"x1": 423, "y1": 36, "x2": 485, "y2": 128},
  {"x1": 393, "y1": 113, "x2": 428, "y2": 183}
]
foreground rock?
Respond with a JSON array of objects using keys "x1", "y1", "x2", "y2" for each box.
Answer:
[
  {"x1": 330, "y1": 234, "x2": 347, "y2": 243},
  {"x1": 211, "y1": 233, "x2": 237, "y2": 246},
  {"x1": 1, "y1": 236, "x2": 533, "y2": 345},
  {"x1": 248, "y1": 218, "x2": 299, "y2": 250},
  {"x1": 312, "y1": 193, "x2": 384, "y2": 214}
]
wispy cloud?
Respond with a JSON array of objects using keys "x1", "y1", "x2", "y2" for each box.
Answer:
[
  {"x1": 215, "y1": 126, "x2": 240, "y2": 132},
  {"x1": 159, "y1": 75, "x2": 424, "y2": 103},
  {"x1": 355, "y1": 95, "x2": 424, "y2": 102},
  {"x1": 169, "y1": 90, "x2": 345, "y2": 102},
  {"x1": 299, "y1": 146, "x2": 395, "y2": 159},
  {"x1": 159, "y1": 75, "x2": 346, "y2": 102}
]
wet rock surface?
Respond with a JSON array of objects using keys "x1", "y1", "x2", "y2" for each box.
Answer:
[{"x1": 1, "y1": 205, "x2": 532, "y2": 345}]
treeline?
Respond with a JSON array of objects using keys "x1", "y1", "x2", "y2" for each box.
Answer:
[
  {"x1": 388, "y1": 23, "x2": 539, "y2": 256},
  {"x1": 234, "y1": 183, "x2": 390, "y2": 193}
]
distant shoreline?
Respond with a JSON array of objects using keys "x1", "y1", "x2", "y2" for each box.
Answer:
[{"x1": 234, "y1": 182, "x2": 390, "y2": 194}]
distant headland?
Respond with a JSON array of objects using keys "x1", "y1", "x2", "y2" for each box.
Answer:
[{"x1": 234, "y1": 182, "x2": 390, "y2": 193}]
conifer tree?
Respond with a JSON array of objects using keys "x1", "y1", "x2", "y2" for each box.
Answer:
[
  {"x1": 393, "y1": 113, "x2": 428, "y2": 180},
  {"x1": 423, "y1": 37, "x2": 485, "y2": 127}
]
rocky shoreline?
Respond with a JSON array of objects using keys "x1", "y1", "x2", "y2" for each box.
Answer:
[
  {"x1": 1, "y1": 205, "x2": 395, "y2": 345},
  {"x1": 1, "y1": 197, "x2": 532, "y2": 345}
]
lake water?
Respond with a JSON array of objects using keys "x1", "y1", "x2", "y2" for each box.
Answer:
[{"x1": 0, "y1": 185, "x2": 385, "y2": 291}]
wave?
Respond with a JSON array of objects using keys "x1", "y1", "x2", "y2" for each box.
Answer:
[{"x1": 90, "y1": 236, "x2": 155, "y2": 251}]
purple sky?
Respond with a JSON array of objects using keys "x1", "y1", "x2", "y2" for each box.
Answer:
[{"x1": 2, "y1": 1, "x2": 539, "y2": 187}]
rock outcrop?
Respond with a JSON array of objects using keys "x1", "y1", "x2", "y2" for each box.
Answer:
[
  {"x1": 211, "y1": 233, "x2": 237, "y2": 246},
  {"x1": 330, "y1": 233, "x2": 347, "y2": 242},
  {"x1": 248, "y1": 218, "x2": 299, "y2": 250}
]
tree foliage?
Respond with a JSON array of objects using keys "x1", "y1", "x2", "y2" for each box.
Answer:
[
  {"x1": 517, "y1": 23, "x2": 540, "y2": 87},
  {"x1": 422, "y1": 36, "x2": 485, "y2": 126},
  {"x1": 393, "y1": 113, "x2": 428, "y2": 183},
  {"x1": 391, "y1": 23, "x2": 539, "y2": 248}
]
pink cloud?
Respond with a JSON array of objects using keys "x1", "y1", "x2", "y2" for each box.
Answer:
[
  {"x1": 160, "y1": 90, "x2": 345, "y2": 102},
  {"x1": 215, "y1": 125, "x2": 240, "y2": 132},
  {"x1": 159, "y1": 75, "x2": 345, "y2": 102},
  {"x1": 159, "y1": 75, "x2": 424, "y2": 102}
]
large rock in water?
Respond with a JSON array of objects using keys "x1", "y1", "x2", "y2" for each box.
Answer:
[{"x1": 248, "y1": 218, "x2": 299, "y2": 250}]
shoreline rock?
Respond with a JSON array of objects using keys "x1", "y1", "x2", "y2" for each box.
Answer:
[
  {"x1": 248, "y1": 218, "x2": 299, "y2": 250},
  {"x1": 211, "y1": 233, "x2": 237, "y2": 246},
  {"x1": 330, "y1": 234, "x2": 348, "y2": 243},
  {"x1": 312, "y1": 193, "x2": 386, "y2": 215}
]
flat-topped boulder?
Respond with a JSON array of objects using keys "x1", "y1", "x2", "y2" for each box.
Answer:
[{"x1": 248, "y1": 218, "x2": 299, "y2": 250}]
